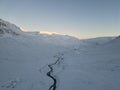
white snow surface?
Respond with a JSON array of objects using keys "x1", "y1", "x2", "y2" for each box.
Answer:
[{"x1": 0, "y1": 19, "x2": 120, "y2": 90}]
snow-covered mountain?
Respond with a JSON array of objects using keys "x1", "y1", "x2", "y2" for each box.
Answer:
[
  {"x1": 0, "y1": 19, "x2": 22, "y2": 36},
  {"x1": 0, "y1": 19, "x2": 80, "y2": 47},
  {"x1": 0, "y1": 19, "x2": 120, "y2": 90}
]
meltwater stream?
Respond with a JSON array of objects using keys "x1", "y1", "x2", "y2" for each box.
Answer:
[{"x1": 47, "y1": 54, "x2": 64, "y2": 90}]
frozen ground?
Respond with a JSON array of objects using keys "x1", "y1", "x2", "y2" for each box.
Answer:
[{"x1": 0, "y1": 19, "x2": 120, "y2": 90}]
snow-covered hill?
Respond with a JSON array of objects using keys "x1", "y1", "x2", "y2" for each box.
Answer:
[
  {"x1": 0, "y1": 19, "x2": 120, "y2": 90},
  {"x1": 0, "y1": 19, "x2": 22, "y2": 36}
]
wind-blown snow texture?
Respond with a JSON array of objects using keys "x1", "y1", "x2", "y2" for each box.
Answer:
[{"x1": 0, "y1": 19, "x2": 120, "y2": 90}]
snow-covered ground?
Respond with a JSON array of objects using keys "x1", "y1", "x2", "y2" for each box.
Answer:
[{"x1": 0, "y1": 19, "x2": 120, "y2": 90}]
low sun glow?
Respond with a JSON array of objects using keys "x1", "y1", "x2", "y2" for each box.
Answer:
[
  {"x1": 39, "y1": 31, "x2": 58, "y2": 35},
  {"x1": 20, "y1": 27, "x2": 28, "y2": 32},
  {"x1": 20, "y1": 27, "x2": 59, "y2": 35}
]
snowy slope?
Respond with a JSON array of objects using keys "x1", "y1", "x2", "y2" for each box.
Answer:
[
  {"x1": 58, "y1": 36, "x2": 120, "y2": 90},
  {"x1": 0, "y1": 19, "x2": 120, "y2": 90},
  {"x1": 0, "y1": 19, "x2": 80, "y2": 90},
  {"x1": 0, "y1": 19, "x2": 22, "y2": 36}
]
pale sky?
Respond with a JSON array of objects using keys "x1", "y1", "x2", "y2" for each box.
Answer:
[{"x1": 0, "y1": 0, "x2": 120, "y2": 38}]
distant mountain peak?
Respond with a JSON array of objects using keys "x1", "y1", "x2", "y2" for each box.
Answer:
[
  {"x1": 112, "y1": 35, "x2": 120, "y2": 40},
  {"x1": 116, "y1": 35, "x2": 120, "y2": 38}
]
